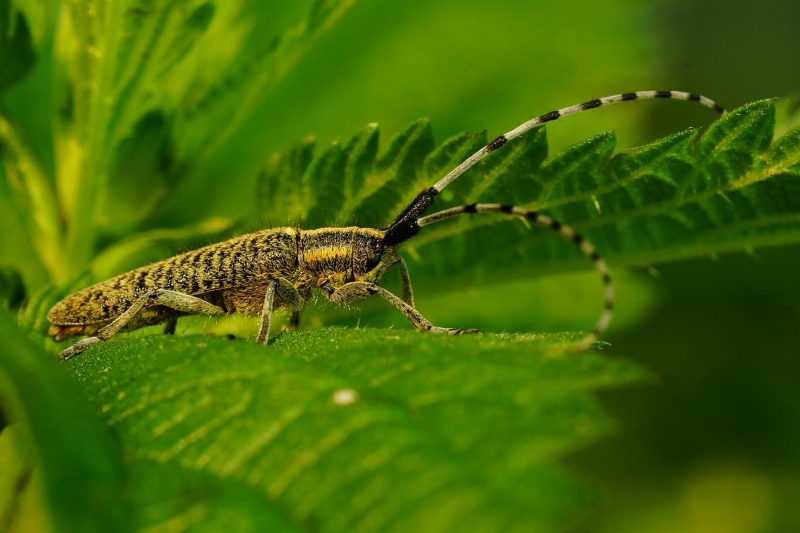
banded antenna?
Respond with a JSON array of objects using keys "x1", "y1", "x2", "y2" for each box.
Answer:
[{"x1": 383, "y1": 89, "x2": 726, "y2": 350}]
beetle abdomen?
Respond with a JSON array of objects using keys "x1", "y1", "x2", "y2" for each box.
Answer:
[{"x1": 47, "y1": 228, "x2": 299, "y2": 327}]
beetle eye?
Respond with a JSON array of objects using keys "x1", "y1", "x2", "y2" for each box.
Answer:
[
  {"x1": 365, "y1": 255, "x2": 381, "y2": 272},
  {"x1": 364, "y1": 241, "x2": 384, "y2": 272}
]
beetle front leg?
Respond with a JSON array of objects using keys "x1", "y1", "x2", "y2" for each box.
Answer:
[{"x1": 329, "y1": 281, "x2": 480, "y2": 336}]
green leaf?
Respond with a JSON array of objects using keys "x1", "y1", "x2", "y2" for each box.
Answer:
[
  {"x1": 0, "y1": 0, "x2": 36, "y2": 93},
  {"x1": 349, "y1": 118, "x2": 436, "y2": 226},
  {"x1": 0, "y1": 309, "x2": 303, "y2": 531},
  {"x1": 68, "y1": 330, "x2": 647, "y2": 532},
  {"x1": 0, "y1": 309, "x2": 130, "y2": 532},
  {"x1": 774, "y1": 96, "x2": 800, "y2": 137},
  {"x1": 259, "y1": 100, "x2": 800, "y2": 289},
  {"x1": 305, "y1": 139, "x2": 347, "y2": 227},
  {"x1": 0, "y1": 160, "x2": 50, "y2": 291},
  {"x1": 128, "y1": 458, "x2": 298, "y2": 532},
  {"x1": 0, "y1": 424, "x2": 51, "y2": 533},
  {"x1": 258, "y1": 135, "x2": 317, "y2": 225},
  {"x1": 0, "y1": 113, "x2": 65, "y2": 283},
  {"x1": 53, "y1": 0, "x2": 358, "y2": 278},
  {"x1": 0, "y1": 266, "x2": 24, "y2": 310}
]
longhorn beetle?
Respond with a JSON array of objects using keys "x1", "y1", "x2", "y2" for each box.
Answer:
[{"x1": 49, "y1": 90, "x2": 726, "y2": 360}]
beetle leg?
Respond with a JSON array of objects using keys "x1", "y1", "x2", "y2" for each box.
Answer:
[
  {"x1": 256, "y1": 280, "x2": 277, "y2": 345},
  {"x1": 274, "y1": 277, "x2": 303, "y2": 313},
  {"x1": 289, "y1": 311, "x2": 301, "y2": 330},
  {"x1": 397, "y1": 257, "x2": 414, "y2": 307},
  {"x1": 60, "y1": 290, "x2": 225, "y2": 360},
  {"x1": 257, "y1": 277, "x2": 305, "y2": 345},
  {"x1": 163, "y1": 317, "x2": 178, "y2": 335},
  {"x1": 270, "y1": 276, "x2": 305, "y2": 335},
  {"x1": 329, "y1": 281, "x2": 480, "y2": 336}
]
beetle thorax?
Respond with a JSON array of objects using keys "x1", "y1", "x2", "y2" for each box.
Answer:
[{"x1": 298, "y1": 227, "x2": 394, "y2": 289}]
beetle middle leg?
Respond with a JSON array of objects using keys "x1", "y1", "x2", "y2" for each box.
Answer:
[
  {"x1": 60, "y1": 290, "x2": 226, "y2": 360},
  {"x1": 330, "y1": 281, "x2": 480, "y2": 336},
  {"x1": 397, "y1": 257, "x2": 414, "y2": 307},
  {"x1": 256, "y1": 277, "x2": 303, "y2": 344}
]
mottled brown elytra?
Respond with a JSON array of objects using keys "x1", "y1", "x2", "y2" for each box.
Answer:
[{"x1": 49, "y1": 91, "x2": 726, "y2": 359}]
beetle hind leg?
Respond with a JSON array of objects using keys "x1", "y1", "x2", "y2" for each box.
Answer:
[
  {"x1": 163, "y1": 317, "x2": 178, "y2": 335},
  {"x1": 59, "y1": 290, "x2": 225, "y2": 360}
]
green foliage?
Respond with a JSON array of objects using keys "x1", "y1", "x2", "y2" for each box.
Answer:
[
  {"x1": 0, "y1": 267, "x2": 24, "y2": 310},
  {"x1": 0, "y1": 0, "x2": 35, "y2": 93},
  {"x1": 1, "y1": 305, "x2": 648, "y2": 531},
  {"x1": 0, "y1": 0, "x2": 356, "y2": 284},
  {"x1": 63, "y1": 329, "x2": 645, "y2": 532},
  {"x1": 0, "y1": 310, "x2": 129, "y2": 532},
  {"x1": 1, "y1": 0, "x2": 799, "y2": 531},
  {"x1": 260, "y1": 100, "x2": 800, "y2": 288}
]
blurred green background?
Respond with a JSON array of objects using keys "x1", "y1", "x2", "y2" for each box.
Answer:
[{"x1": 2, "y1": 0, "x2": 799, "y2": 531}]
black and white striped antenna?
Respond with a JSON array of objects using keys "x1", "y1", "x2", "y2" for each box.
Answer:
[
  {"x1": 384, "y1": 90, "x2": 727, "y2": 350},
  {"x1": 432, "y1": 90, "x2": 726, "y2": 193}
]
